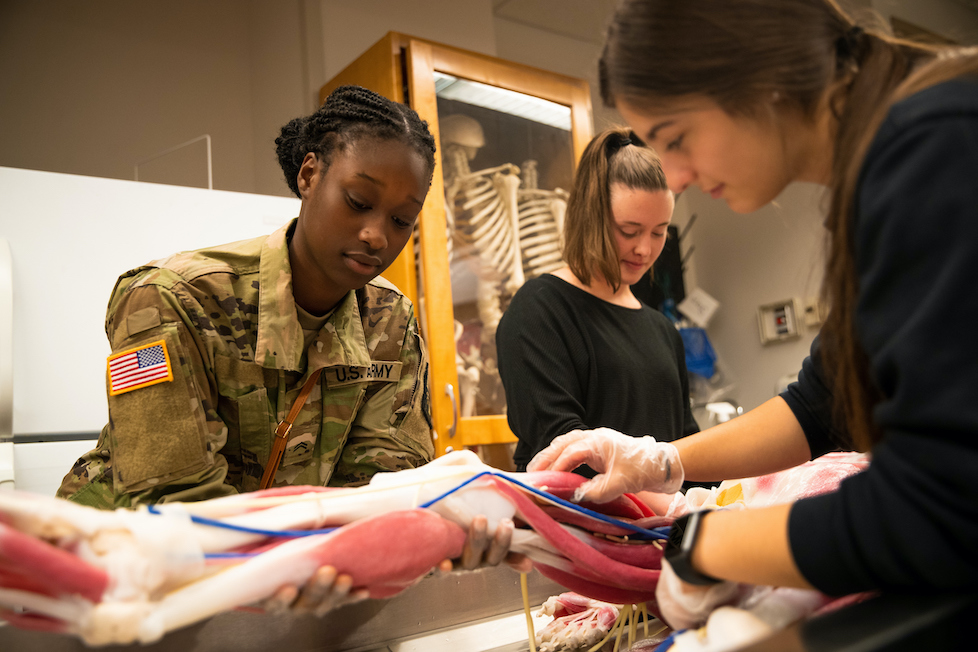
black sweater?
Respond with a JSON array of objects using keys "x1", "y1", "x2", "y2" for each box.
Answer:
[
  {"x1": 782, "y1": 79, "x2": 978, "y2": 595},
  {"x1": 496, "y1": 274, "x2": 699, "y2": 471}
]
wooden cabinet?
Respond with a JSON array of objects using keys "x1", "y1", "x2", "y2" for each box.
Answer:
[{"x1": 321, "y1": 33, "x2": 593, "y2": 459}]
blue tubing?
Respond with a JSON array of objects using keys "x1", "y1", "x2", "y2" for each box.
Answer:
[
  {"x1": 147, "y1": 504, "x2": 339, "y2": 538},
  {"x1": 418, "y1": 470, "x2": 670, "y2": 541},
  {"x1": 652, "y1": 629, "x2": 684, "y2": 652},
  {"x1": 149, "y1": 469, "x2": 668, "y2": 560}
]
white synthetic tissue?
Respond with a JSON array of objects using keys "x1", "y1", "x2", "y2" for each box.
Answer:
[
  {"x1": 666, "y1": 452, "x2": 870, "y2": 517},
  {"x1": 535, "y1": 592, "x2": 620, "y2": 652}
]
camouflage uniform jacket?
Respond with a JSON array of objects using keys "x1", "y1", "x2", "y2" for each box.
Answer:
[{"x1": 58, "y1": 219, "x2": 433, "y2": 509}]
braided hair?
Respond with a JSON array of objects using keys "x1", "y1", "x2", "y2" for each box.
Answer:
[{"x1": 275, "y1": 85, "x2": 437, "y2": 197}]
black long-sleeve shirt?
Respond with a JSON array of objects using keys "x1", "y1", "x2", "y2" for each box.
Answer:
[
  {"x1": 781, "y1": 79, "x2": 978, "y2": 595},
  {"x1": 496, "y1": 274, "x2": 699, "y2": 471}
]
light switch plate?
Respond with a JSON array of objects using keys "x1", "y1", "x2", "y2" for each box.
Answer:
[{"x1": 757, "y1": 298, "x2": 802, "y2": 345}]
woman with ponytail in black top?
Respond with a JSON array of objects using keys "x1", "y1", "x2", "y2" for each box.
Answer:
[{"x1": 497, "y1": 127, "x2": 698, "y2": 483}]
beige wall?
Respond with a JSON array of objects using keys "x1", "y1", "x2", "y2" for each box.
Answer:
[
  {"x1": 0, "y1": 0, "x2": 260, "y2": 193},
  {"x1": 0, "y1": 0, "x2": 496, "y2": 199},
  {"x1": 318, "y1": 0, "x2": 497, "y2": 81},
  {"x1": 493, "y1": 16, "x2": 621, "y2": 135},
  {"x1": 872, "y1": 0, "x2": 978, "y2": 42},
  {"x1": 5, "y1": 0, "x2": 968, "y2": 198},
  {"x1": 2, "y1": 0, "x2": 975, "y2": 412},
  {"x1": 247, "y1": 1, "x2": 312, "y2": 197},
  {"x1": 679, "y1": 185, "x2": 828, "y2": 411}
]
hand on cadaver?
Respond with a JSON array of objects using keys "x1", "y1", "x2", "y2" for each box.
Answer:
[
  {"x1": 261, "y1": 565, "x2": 369, "y2": 617},
  {"x1": 655, "y1": 558, "x2": 743, "y2": 631},
  {"x1": 527, "y1": 428, "x2": 685, "y2": 503},
  {"x1": 449, "y1": 514, "x2": 533, "y2": 573}
]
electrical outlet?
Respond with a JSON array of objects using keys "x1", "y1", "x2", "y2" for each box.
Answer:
[{"x1": 803, "y1": 297, "x2": 827, "y2": 328}]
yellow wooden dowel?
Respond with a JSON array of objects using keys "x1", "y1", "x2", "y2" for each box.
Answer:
[{"x1": 520, "y1": 573, "x2": 537, "y2": 652}]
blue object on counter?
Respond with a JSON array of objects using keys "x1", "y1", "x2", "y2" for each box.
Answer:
[
  {"x1": 680, "y1": 326, "x2": 717, "y2": 379},
  {"x1": 661, "y1": 298, "x2": 680, "y2": 323},
  {"x1": 653, "y1": 629, "x2": 684, "y2": 651}
]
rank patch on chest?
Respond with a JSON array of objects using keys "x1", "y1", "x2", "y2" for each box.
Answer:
[
  {"x1": 324, "y1": 361, "x2": 402, "y2": 387},
  {"x1": 107, "y1": 340, "x2": 174, "y2": 395}
]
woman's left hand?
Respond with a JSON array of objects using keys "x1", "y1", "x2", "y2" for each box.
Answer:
[
  {"x1": 655, "y1": 558, "x2": 742, "y2": 630},
  {"x1": 262, "y1": 565, "x2": 369, "y2": 617}
]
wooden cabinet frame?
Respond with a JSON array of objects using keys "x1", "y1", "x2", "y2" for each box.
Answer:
[{"x1": 322, "y1": 33, "x2": 593, "y2": 456}]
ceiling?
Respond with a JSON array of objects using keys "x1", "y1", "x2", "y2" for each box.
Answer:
[
  {"x1": 492, "y1": 0, "x2": 978, "y2": 45},
  {"x1": 492, "y1": 0, "x2": 619, "y2": 44}
]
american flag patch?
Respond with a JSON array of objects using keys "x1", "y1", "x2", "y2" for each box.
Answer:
[{"x1": 107, "y1": 340, "x2": 173, "y2": 396}]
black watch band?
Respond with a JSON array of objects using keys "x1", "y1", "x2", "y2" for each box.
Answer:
[{"x1": 664, "y1": 511, "x2": 723, "y2": 585}]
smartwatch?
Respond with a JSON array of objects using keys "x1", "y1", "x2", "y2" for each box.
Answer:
[{"x1": 663, "y1": 510, "x2": 723, "y2": 585}]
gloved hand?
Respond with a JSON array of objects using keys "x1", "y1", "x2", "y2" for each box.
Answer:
[
  {"x1": 262, "y1": 565, "x2": 369, "y2": 617},
  {"x1": 527, "y1": 428, "x2": 685, "y2": 503},
  {"x1": 655, "y1": 558, "x2": 743, "y2": 631},
  {"x1": 449, "y1": 515, "x2": 533, "y2": 574}
]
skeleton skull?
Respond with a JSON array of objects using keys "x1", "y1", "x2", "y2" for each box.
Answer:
[{"x1": 440, "y1": 114, "x2": 485, "y2": 161}]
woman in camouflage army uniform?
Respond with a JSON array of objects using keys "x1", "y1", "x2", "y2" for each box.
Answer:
[
  {"x1": 55, "y1": 85, "x2": 448, "y2": 615},
  {"x1": 59, "y1": 86, "x2": 437, "y2": 509}
]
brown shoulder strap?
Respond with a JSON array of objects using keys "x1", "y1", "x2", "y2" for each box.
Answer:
[{"x1": 259, "y1": 368, "x2": 323, "y2": 490}]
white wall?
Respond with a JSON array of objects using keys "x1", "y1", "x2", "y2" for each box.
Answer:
[
  {"x1": 1, "y1": 167, "x2": 300, "y2": 436},
  {"x1": 2, "y1": 0, "x2": 975, "y2": 416},
  {"x1": 682, "y1": 185, "x2": 828, "y2": 410},
  {"x1": 493, "y1": 17, "x2": 621, "y2": 133}
]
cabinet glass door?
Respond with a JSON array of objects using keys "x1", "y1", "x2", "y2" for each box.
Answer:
[
  {"x1": 436, "y1": 72, "x2": 574, "y2": 419},
  {"x1": 406, "y1": 39, "x2": 592, "y2": 458}
]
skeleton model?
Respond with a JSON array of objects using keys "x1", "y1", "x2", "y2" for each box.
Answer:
[
  {"x1": 441, "y1": 115, "x2": 523, "y2": 332},
  {"x1": 439, "y1": 116, "x2": 570, "y2": 414},
  {"x1": 518, "y1": 159, "x2": 568, "y2": 280},
  {"x1": 454, "y1": 319, "x2": 480, "y2": 418},
  {"x1": 440, "y1": 115, "x2": 522, "y2": 413}
]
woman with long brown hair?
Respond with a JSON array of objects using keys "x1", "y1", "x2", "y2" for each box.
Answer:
[{"x1": 529, "y1": 0, "x2": 978, "y2": 629}]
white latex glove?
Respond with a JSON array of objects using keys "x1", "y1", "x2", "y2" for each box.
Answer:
[
  {"x1": 655, "y1": 558, "x2": 743, "y2": 631},
  {"x1": 527, "y1": 428, "x2": 685, "y2": 503}
]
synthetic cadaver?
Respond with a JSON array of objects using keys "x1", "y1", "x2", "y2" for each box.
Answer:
[{"x1": 0, "y1": 450, "x2": 870, "y2": 647}]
